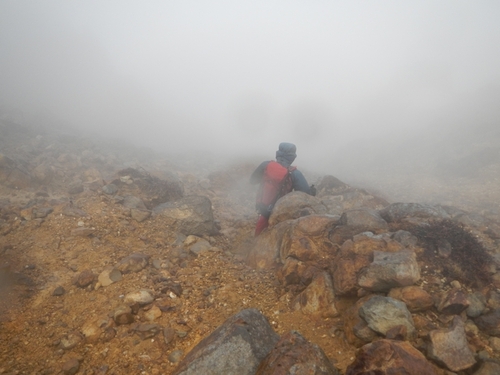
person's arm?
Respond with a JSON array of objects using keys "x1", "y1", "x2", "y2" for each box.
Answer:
[
  {"x1": 291, "y1": 169, "x2": 312, "y2": 194},
  {"x1": 250, "y1": 161, "x2": 270, "y2": 184}
]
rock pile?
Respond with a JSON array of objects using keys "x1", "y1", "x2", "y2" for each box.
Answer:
[{"x1": 1, "y1": 120, "x2": 500, "y2": 374}]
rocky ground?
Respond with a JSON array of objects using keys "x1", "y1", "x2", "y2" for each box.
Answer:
[{"x1": 1, "y1": 119, "x2": 500, "y2": 374}]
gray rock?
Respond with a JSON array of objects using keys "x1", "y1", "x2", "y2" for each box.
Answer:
[
  {"x1": 475, "y1": 309, "x2": 500, "y2": 336},
  {"x1": 132, "y1": 323, "x2": 162, "y2": 340},
  {"x1": 102, "y1": 183, "x2": 118, "y2": 195},
  {"x1": 97, "y1": 268, "x2": 122, "y2": 287},
  {"x1": 188, "y1": 238, "x2": 212, "y2": 256},
  {"x1": 116, "y1": 253, "x2": 149, "y2": 273},
  {"x1": 359, "y1": 296, "x2": 415, "y2": 339},
  {"x1": 438, "y1": 239, "x2": 453, "y2": 258},
  {"x1": 473, "y1": 360, "x2": 500, "y2": 375},
  {"x1": 68, "y1": 181, "x2": 84, "y2": 194},
  {"x1": 172, "y1": 308, "x2": 279, "y2": 375},
  {"x1": 70, "y1": 227, "x2": 95, "y2": 237},
  {"x1": 169, "y1": 350, "x2": 185, "y2": 363},
  {"x1": 130, "y1": 208, "x2": 151, "y2": 222},
  {"x1": 428, "y1": 316, "x2": 476, "y2": 372},
  {"x1": 62, "y1": 206, "x2": 88, "y2": 217},
  {"x1": 467, "y1": 292, "x2": 487, "y2": 318},
  {"x1": 256, "y1": 330, "x2": 339, "y2": 375},
  {"x1": 391, "y1": 230, "x2": 418, "y2": 247},
  {"x1": 358, "y1": 249, "x2": 420, "y2": 292},
  {"x1": 123, "y1": 195, "x2": 147, "y2": 210},
  {"x1": 339, "y1": 208, "x2": 388, "y2": 231},
  {"x1": 164, "y1": 327, "x2": 176, "y2": 345},
  {"x1": 153, "y1": 195, "x2": 217, "y2": 236},
  {"x1": 53, "y1": 286, "x2": 66, "y2": 296},
  {"x1": 33, "y1": 207, "x2": 53, "y2": 218},
  {"x1": 379, "y1": 202, "x2": 450, "y2": 222}
]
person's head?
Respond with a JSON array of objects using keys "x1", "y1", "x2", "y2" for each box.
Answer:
[{"x1": 276, "y1": 142, "x2": 297, "y2": 166}]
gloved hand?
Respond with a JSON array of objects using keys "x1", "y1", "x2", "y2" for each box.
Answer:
[{"x1": 309, "y1": 184, "x2": 316, "y2": 196}]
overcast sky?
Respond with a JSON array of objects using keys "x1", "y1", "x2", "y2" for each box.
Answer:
[{"x1": 1, "y1": 1, "x2": 500, "y2": 176}]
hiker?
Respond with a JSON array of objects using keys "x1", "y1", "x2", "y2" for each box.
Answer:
[{"x1": 250, "y1": 142, "x2": 316, "y2": 236}]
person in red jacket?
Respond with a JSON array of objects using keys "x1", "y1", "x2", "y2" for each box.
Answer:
[{"x1": 250, "y1": 142, "x2": 315, "y2": 236}]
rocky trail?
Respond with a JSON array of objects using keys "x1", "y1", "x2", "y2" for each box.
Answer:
[{"x1": 2, "y1": 120, "x2": 500, "y2": 374}]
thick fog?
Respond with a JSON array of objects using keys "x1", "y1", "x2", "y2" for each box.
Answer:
[{"x1": 1, "y1": 1, "x2": 500, "y2": 181}]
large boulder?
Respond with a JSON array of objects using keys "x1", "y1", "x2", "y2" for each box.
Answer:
[
  {"x1": 330, "y1": 209, "x2": 388, "y2": 244},
  {"x1": 256, "y1": 330, "x2": 339, "y2": 375},
  {"x1": 388, "y1": 286, "x2": 434, "y2": 312},
  {"x1": 357, "y1": 249, "x2": 421, "y2": 292},
  {"x1": 153, "y1": 195, "x2": 217, "y2": 236},
  {"x1": 379, "y1": 202, "x2": 450, "y2": 223},
  {"x1": 247, "y1": 214, "x2": 338, "y2": 270},
  {"x1": 340, "y1": 208, "x2": 388, "y2": 230},
  {"x1": 268, "y1": 192, "x2": 328, "y2": 227},
  {"x1": 358, "y1": 296, "x2": 415, "y2": 340},
  {"x1": 172, "y1": 309, "x2": 279, "y2": 375},
  {"x1": 319, "y1": 187, "x2": 389, "y2": 216},
  {"x1": 344, "y1": 296, "x2": 378, "y2": 347},
  {"x1": 346, "y1": 339, "x2": 438, "y2": 375},
  {"x1": 475, "y1": 308, "x2": 500, "y2": 336},
  {"x1": 315, "y1": 175, "x2": 350, "y2": 196},
  {"x1": 279, "y1": 214, "x2": 339, "y2": 263},
  {"x1": 331, "y1": 234, "x2": 403, "y2": 296},
  {"x1": 427, "y1": 316, "x2": 476, "y2": 372},
  {"x1": 292, "y1": 272, "x2": 338, "y2": 318},
  {"x1": 246, "y1": 221, "x2": 292, "y2": 270},
  {"x1": 116, "y1": 167, "x2": 184, "y2": 209}
]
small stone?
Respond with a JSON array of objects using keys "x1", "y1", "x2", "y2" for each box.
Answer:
[
  {"x1": 102, "y1": 184, "x2": 118, "y2": 195},
  {"x1": 124, "y1": 290, "x2": 154, "y2": 305},
  {"x1": 60, "y1": 332, "x2": 84, "y2": 350},
  {"x1": 53, "y1": 286, "x2": 66, "y2": 296},
  {"x1": 168, "y1": 349, "x2": 184, "y2": 363},
  {"x1": 98, "y1": 268, "x2": 122, "y2": 287},
  {"x1": 74, "y1": 269, "x2": 95, "y2": 288},
  {"x1": 113, "y1": 305, "x2": 134, "y2": 325},
  {"x1": 450, "y1": 280, "x2": 461, "y2": 289},
  {"x1": 163, "y1": 327, "x2": 176, "y2": 345},
  {"x1": 144, "y1": 305, "x2": 162, "y2": 321},
  {"x1": 62, "y1": 358, "x2": 80, "y2": 375},
  {"x1": 130, "y1": 208, "x2": 151, "y2": 223},
  {"x1": 70, "y1": 227, "x2": 95, "y2": 237},
  {"x1": 133, "y1": 323, "x2": 162, "y2": 340},
  {"x1": 490, "y1": 337, "x2": 500, "y2": 352}
]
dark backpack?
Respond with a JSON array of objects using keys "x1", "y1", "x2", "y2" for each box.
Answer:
[{"x1": 256, "y1": 161, "x2": 296, "y2": 218}]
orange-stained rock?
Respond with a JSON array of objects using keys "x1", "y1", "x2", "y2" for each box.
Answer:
[
  {"x1": 256, "y1": 330, "x2": 339, "y2": 375},
  {"x1": 388, "y1": 286, "x2": 435, "y2": 312},
  {"x1": 246, "y1": 220, "x2": 292, "y2": 270},
  {"x1": 292, "y1": 272, "x2": 338, "y2": 318},
  {"x1": 346, "y1": 339, "x2": 438, "y2": 375},
  {"x1": 437, "y1": 288, "x2": 470, "y2": 315},
  {"x1": 269, "y1": 192, "x2": 328, "y2": 227}
]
